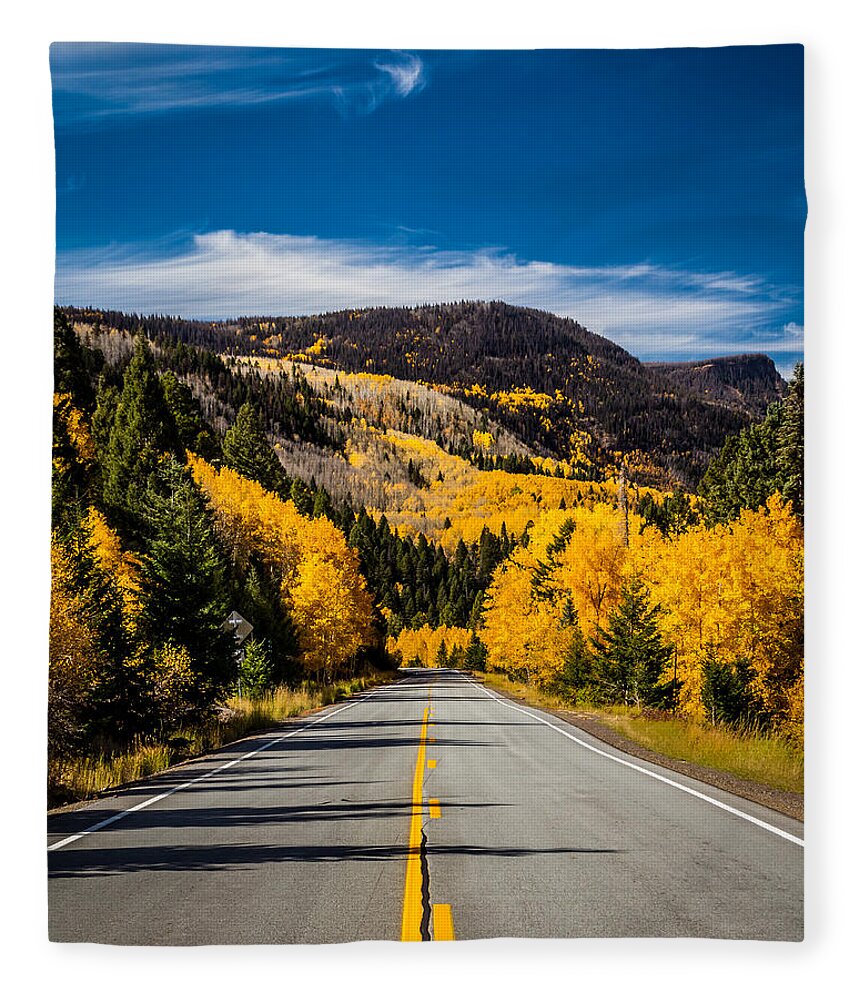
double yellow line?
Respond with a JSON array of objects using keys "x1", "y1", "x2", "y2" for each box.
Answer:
[{"x1": 400, "y1": 694, "x2": 455, "y2": 942}]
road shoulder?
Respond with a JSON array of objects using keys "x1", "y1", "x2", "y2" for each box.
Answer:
[{"x1": 471, "y1": 673, "x2": 803, "y2": 822}]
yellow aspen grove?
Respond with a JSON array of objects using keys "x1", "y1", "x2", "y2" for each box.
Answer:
[
  {"x1": 188, "y1": 455, "x2": 375, "y2": 678},
  {"x1": 479, "y1": 494, "x2": 803, "y2": 737},
  {"x1": 387, "y1": 625, "x2": 473, "y2": 668},
  {"x1": 713, "y1": 496, "x2": 803, "y2": 724},
  {"x1": 549, "y1": 504, "x2": 630, "y2": 637},
  {"x1": 481, "y1": 560, "x2": 567, "y2": 686},
  {"x1": 291, "y1": 553, "x2": 375, "y2": 681},
  {"x1": 639, "y1": 495, "x2": 803, "y2": 722}
]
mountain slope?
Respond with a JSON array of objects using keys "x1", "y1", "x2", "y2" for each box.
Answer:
[
  {"x1": 63, "y1": 302, "x2": 785, "y2": 486},
  {"x1": 645, "y1": 355, "x2": 786, "y2": 418}
]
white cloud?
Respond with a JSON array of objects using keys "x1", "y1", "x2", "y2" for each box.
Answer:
[
  {"x1": 56, "y1": 230, "x2": 802, "y2": 362},
  {"x1": 375, "y1": 53, "x2": 426, "y2": 98},
  {"x1": 52, "y1": 46, "x2": 426, "y2": 119}
]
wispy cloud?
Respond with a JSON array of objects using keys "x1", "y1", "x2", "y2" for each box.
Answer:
[
  {"x1": 375, "y1": 52, "x2": 425, "y2": 98},
  {"x1": 55, "y1": 230, "x2": 803, "y2": 363},
  {"x1": 51, "y1": 44, "x2": 427, "y2": 120}
]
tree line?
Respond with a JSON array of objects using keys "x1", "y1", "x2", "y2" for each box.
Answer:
[{"x1": 59, "y1": 303, "x2": 777, "y2": 487}]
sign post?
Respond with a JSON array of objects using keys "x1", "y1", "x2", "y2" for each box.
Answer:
[{"x1": 222, "y1": 610, "x2": 254, "y2": 698}]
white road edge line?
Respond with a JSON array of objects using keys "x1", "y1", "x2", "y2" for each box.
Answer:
[
  {"x1": 467, "y1": 676, "x2": 804, "y2": 848},
  {"x1": 47, "y1": 680, "x2": 406, "y2": 852}
]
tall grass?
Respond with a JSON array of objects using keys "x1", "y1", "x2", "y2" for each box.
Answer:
[
  {"x1": 49, "y1": 672, "x2": 396, "y2": 808},
  {"x1": 600, "y1": 710, "x2": 803, "y2": 793},
  {"x1": 474, "y1": 670, "x2": 803, "y2": 794}
]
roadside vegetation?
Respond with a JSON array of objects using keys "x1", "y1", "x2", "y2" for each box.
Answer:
[
  {"x1": 49, "y1": 672, "x2": 396, "y2": 808},
  {"x1": 473, "y1": 671, "x2": 803, "y2": 794}
]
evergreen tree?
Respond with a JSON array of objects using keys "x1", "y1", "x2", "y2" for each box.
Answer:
[
  {"x1": 138, "y1": 459, "x2": 231, "y2": 699},
  {"x1": 236, "y1": 561, "x2": 300, "y2": 685},
  {"x1": 467, "y1": 591, "x2": 485, "y2": 631},
  {"x1": 591, "y1": 576, "x2": 678, "y2": 708},
  {"x1": 222, "y1": 402, "x2": 290, "y2": 497},
  {"x1": 462, "y1": 632, "x2": 488, "y2": 672},
  {"x1": 777, "y1": 363, "x2": 804, "y2": 518},
  {"x1": 312, "y1": 487, "x2": 333, "y2": 520},
  {"x1": 102, "y1": 334, "x2": 181, "y2": 528},
  {"x1": 701, "y1": 651, "x2": 765, "y2": 729},
  {"x1": 54, "y1": 308, "x2": 95, "y2": 412},
  {"x1": 160, "y1": 370, "x2": 220, "y2": 461},
  {"x1": 290, "y1": 478, "x2": 314, "y2": 517},
  {"x1": 435, "y1": 639, "x2": 449, "y2": 669},
  {"x1": 557, "y1": 621, "x2": 598, "y2": 703},
  {"x1": 90, "y1": 375, "x2": 120, "y2": 458},
  {"x1": 237, "y1": 639, "x2": 275, "y2": 698}
]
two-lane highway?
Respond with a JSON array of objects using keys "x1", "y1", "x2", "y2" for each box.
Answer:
[{"x1": 48, "y1": 670, "x2": 803, "y2": 943}]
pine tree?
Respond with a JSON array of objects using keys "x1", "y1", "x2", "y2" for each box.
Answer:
[
  {"x1": 462, "y1": 632, "x2": 488, "y2": 672},
  {"x1": 138, "y1": 459, "x2": 231, "y2": 699},
  {"x1": 435, "y1": 639, "x2": 449, "y2": 669},
  {"x1": 557, "y1": 618, "x2": 598, "y2": 703},
  {"x1": 54, "y1": 308, "x2": 95, "y2": 412},
  {"x1": 161, "y1": 370, "x2": 220, "y2": 461},
  {"x1": 90, "y1": 375, "x2": 120, "y2": 457},
  {"x1": 290, "y1": 478, "x2": 314, "y2": 517},
  {"x1": 312, "y1": 487, "x2": 332, "y2": 520},
  {"x1": 777, "y1": 363, "x2": 804, "y2": 518},
  {"x1": 467, "y1": 591, "x2": 485, "y2": 630},
  {"x1": 222, "y1": 403, "x2": 290, "y2": 497},
  {"x1": 237, "y1": 639, "x2": 275, "y2": 698},
  {"x1": 701, "y1": 650, "x2": 765, "y2": 728},
  {"x1": 699, "y1": 404, "x2": 783, "y2": 525},
  {"x1": 237, "y1": 561, "x2": 300, "y2": 685},
  {"x1": 102, "y1": 334, "x2": 181, "y2": 527},
  {"x1": 591, "y1": 576, "x2": 678, "y2": 707}
]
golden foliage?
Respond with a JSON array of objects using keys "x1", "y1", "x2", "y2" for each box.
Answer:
[
  {"x1": 54, "y1": 393, "x2": 97, "y2": 464},
  {"x1": 481, "y1": 561, "x2": 566, "y2": 686},
  {"x1": 84, "y1": 507, "x2": 142, "y2": 627},
  {"x1": 146, "y1": 642, "x2": 196, "y2": 727},
  {"x1": 49, "y1": 535, "x2": 98, "y2": 753},
  {"x1": 188, "y1": 456, "x2": 375, "y2": 676},
  {"x1": 480, "y1": 496, "x2": 804, "y2": 735},
  {"x1": 388, "y1": 625, "x2": 473, "y2": 668}
]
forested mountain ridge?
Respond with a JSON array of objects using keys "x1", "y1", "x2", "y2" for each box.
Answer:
[
  {"x1": 61, "y1": 302, "x2": 781, "y2": 487},
  {"x1": 644, "y1": 354, "x2": 785, "y2": 418}
]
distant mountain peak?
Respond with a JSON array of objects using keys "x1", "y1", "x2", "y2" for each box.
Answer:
[{"x1": 644, "y1": 354, "x2": 785, "y2": 418}]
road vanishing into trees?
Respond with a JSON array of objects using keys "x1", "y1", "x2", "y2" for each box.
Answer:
[{"x1": 48, "y1": 670, "x2": 803, "y2": 943}]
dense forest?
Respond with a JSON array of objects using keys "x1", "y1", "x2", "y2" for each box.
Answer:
[
  {"x1": 50, "y1": 304, "x2": 804, "y2": 804},
  {"x1": 60, "y1": 303, "x2": 785, "y2": 487}
]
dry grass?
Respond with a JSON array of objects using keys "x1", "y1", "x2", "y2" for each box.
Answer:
[
  {"x1": 473, "y1": 671, "x2": 803, "y2": 795},
  {"x1": 48, "y1": 673, "x2": 397, "y2": 808},
  {"x1": 599, "y1": 710, "x2": 803, "y2": 794}
]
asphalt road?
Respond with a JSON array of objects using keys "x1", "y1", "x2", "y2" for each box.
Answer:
[{"x1": 48, "y1": 669, "x2": 803, "y2": 943}]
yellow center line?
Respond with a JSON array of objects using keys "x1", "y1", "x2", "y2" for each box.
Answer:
[
  {"x1": 427, "y1": 759, "x2": 437, "y2": 768},
  {"x1": 400, "y1": 698, "x2": 431, "y2": 942},
  {"x1": 433, "y1": 904, "x2": 455, "y2": 941},
  {"x1": 428, "y1": 798, "x2": 442, "y2": 819}
]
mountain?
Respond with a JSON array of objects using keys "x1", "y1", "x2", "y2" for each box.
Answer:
[
  {"x1": 62, "y1": 302, "x2": 786, "y2": 487},
  {"x1": 644, "y1": 355, "x2": 786, "y2": 419}
]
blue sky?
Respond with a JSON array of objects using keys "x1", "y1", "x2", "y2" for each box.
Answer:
[{"x1": 51, "y1": 44, "x2": 804, "y2": 373}]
